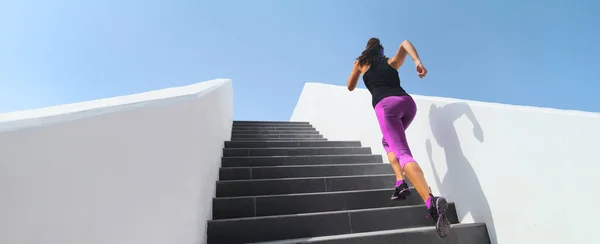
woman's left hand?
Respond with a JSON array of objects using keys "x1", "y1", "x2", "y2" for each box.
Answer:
[{"x1": 416, "y1": 62, "x2": 428, "y2": 79}]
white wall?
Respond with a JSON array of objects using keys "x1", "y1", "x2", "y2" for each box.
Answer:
[
  {"x1": 0, "y1": 79, "x2": 233, "y2": 244},
  {"x1": 291, "y1": 82, "x2": 600, "y2": 244}
]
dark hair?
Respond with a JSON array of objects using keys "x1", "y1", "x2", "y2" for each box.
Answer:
[{"x1": 356, "y1": 37, "x2": 384, "y2": 66}]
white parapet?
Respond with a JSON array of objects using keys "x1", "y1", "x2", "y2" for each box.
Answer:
[
  {"x1": 0, "y1": 79, "x2": 233, "y2": 244},
  {"x1": 291, "y1": 82, "x2": 600, "y2": 244}
]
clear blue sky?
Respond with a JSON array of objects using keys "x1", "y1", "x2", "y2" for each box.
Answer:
[{"x1": 1, "y1": 0, "x2": 598, "y2": 120}]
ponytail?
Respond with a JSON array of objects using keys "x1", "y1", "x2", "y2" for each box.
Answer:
[{"x1": 357, "y1": 38, "x2": 384, "y2": 66}]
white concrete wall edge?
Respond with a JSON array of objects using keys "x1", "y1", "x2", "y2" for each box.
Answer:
[{"x1": 0, "y1": 79, "x2": 232, "y2": 132}]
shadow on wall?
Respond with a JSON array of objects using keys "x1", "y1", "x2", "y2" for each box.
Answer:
[{"x1": 425, "y1": 102, "x2": 497, "y2": 244}]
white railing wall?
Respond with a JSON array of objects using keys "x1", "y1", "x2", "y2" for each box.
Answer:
[
  {"x1": 0, "y1": 79, "x2": 233, "y2": 244},
  {"x1": 291, "y1": 82, "x2": 600, "y2": 244}
]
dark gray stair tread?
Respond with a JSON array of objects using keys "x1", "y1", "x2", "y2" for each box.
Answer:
[
  {"x1": 223, "y1": 147, "x2": 371, "y2": 157},
  {"x1": 232, "y1": 131, "x2": 321, "y2": 135},
  {"x1": 232, "y1": 130, "x2": 319, "y2": 134},
  {"x1": 224, "y1": 141, "x2": 361, "y2": 149},
  {"x1": 231, "y1": 130, "x2": 318, "y2": 134},
  {"x1": 221, "y1": 154, "x2": 382, "y2": 167},
  {"x1": 231, "y1": 138, "x2": 328, "y2": 141},
  {"x1": 207, "y1": 204, "x2": 459, "y2": 244},
  {"x1": 250, "y1": 223, "x2": 490, "y2": 244},
  {"x1": 216, "y1": 174, "x2": 395, "y2": 197},
  {"x1": 232, "y1": 130, "x2": 318, "y2": 134},
  {"x1": 233, "y1": 125, "x2": 314, "y2": 129},
  {"x1": 231, "y1": 126, "x2": 317, "y2": 132},
  {"x1": 213, "y1": 188, "x2": 422, "y2": 219},
  {"x1": 219, "y1": 163, "x2": 390, "y2": 180},
  {"x1": 232, "y1": 134, "x2": 324, "y2": 139},
  {"x1": 234, "y1": 121, "x2": 310, "y2": 124},
  {"x1": 232, "y1": 134, "x2": 322, "y2": 137},
  {"x1": 230, "y1": 139, "x2": 328, "y2": 142},
  {"x1": 233, "y1": 121, "x2": 311, "y2": 124}
]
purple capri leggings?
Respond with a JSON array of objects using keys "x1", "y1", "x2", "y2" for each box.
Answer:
[{"x1": 374, "y1": 95, "x2": 417, "y2": 169}]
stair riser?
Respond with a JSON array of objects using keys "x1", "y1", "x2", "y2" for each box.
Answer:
[
  {"x1": 253, "y1": 224, "x2": 491, "y2": 244},
  {"x1": 234, "y1": 121, "x2": 309, "y2": 125},
  {"x1": 216, "y1": 175, "x2": 395, "y2": 197},
  {"x1": 207, "y1": 204, "x2": 459, "y2": 244},
  {"x1": 231, "y1": 124, "x2": 314, "y2": 129},
  {"x1": 231, "y1": 130, "x2": 317, "y2": 134},
  {"x1": 223, "y1": 148, "x2": 371, "y2": 157},
  {"x1": 231, "y1": 138, "x2": 328, "y2": 142},
  {"x1": 232, "y1": 134, "x2": 324, "y2": 139},
  {"x1": 232, "y1": 131, "x2": 321, "y2": 135},
  {"x1": 224, "y1": 141, "x2": 361, "y2": 149},
  {"x1": 213, "y1": 189, "x2": 423, "y2": 219},
  {"x1": 219, "y1": 164, "x2": 391, "y2": 180},
  {"x1": 221, "y1": 155, "x2": 383, "y2": 168},
  {"x1": 233, "y1": 127, "x2": 317, "y2": 132}
]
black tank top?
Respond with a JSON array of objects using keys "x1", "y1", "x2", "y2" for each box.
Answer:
[{"x1": 362, "y1": 57, "x2": 409, "y2": 107}]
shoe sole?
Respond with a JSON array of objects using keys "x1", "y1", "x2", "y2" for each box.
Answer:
[
  {"x1": 390, "y1": 188, "x2": 411, "y2": 200},
  {"x1": 435, "y1": 197, "x2": 451, "y2": 238}
]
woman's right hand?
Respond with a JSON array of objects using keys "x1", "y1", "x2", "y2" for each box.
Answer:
[{"x1": 416, "y1": 61, "x2": 427, "y2": 78}]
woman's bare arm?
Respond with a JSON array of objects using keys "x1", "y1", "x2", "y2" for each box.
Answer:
[
  {"x1": 390, "y1": 40, "x2": 428, "y2": 78},
  {"x1": 390, "y1": 40, "x2": 422, "y2": 69},
  {"x1": 347, "y1": 61, "x2": 361, "y2": 91}
]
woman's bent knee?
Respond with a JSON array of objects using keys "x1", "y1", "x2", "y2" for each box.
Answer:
[
  {"x1": 387, "y1": 152, "x2": 398, "y2": 164},
  {"x1": 397, "y1": 152, "x2": 416, "y2": 169}
]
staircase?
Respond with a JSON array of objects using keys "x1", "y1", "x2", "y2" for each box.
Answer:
[{"x1": 207, "y1": 121, "x2": 491, "y2": 243}]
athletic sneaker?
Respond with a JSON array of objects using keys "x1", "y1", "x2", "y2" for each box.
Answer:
[
  {"x1": 426, "y1": 195, "x2": 451, "y2": 238},
  {"x1": 390, "y1": 181, "x2": 411, "y2": 200}
]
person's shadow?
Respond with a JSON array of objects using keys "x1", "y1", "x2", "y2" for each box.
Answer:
[{"x1": 426, "y1": 102, "x2": 497, "y2": 244}]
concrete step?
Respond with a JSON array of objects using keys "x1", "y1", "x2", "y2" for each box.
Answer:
[
  {"x1": 221, "y1": 154, "x2": 383, "y2": 167},
  {"x1": 206, "y1": 204, "x2": 459, "y2": 244},
  {"x1": 224, "y1": 141, "x2": 362, "y2": 149},
  {"x1": 219, "y1": 163, "x2": 391, "y2": 180},
  {"x1": 232, "y1": 130, "x2": 321, "y2": 135},
  {"x1": 231, "y1": 134, "x2": 324, "y2": 139},
  {"x1": 216, "y1": 174, "x2": 396, "y2": 197},
  {"x1": 213, "y1": 188, "x2": 422, "y2": 219},
  {"x1": 232, "y1": 124, "x2": 314, "y2": 130},
  {"x1": 250, "y1": 223, "x2": 490, "y2": 244},
  {"x1": 230, "y1": 138, "x2": 328, "y2": 142},
  {"x1": 233, "y1": 121, "x2": 310, "y2": 125},
  {"x1": 223, "y1": 147, "x2": 371, "y2": 157},
  {"x1": 233, "y1": 127, "x2": 317, "y2": 132}
]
